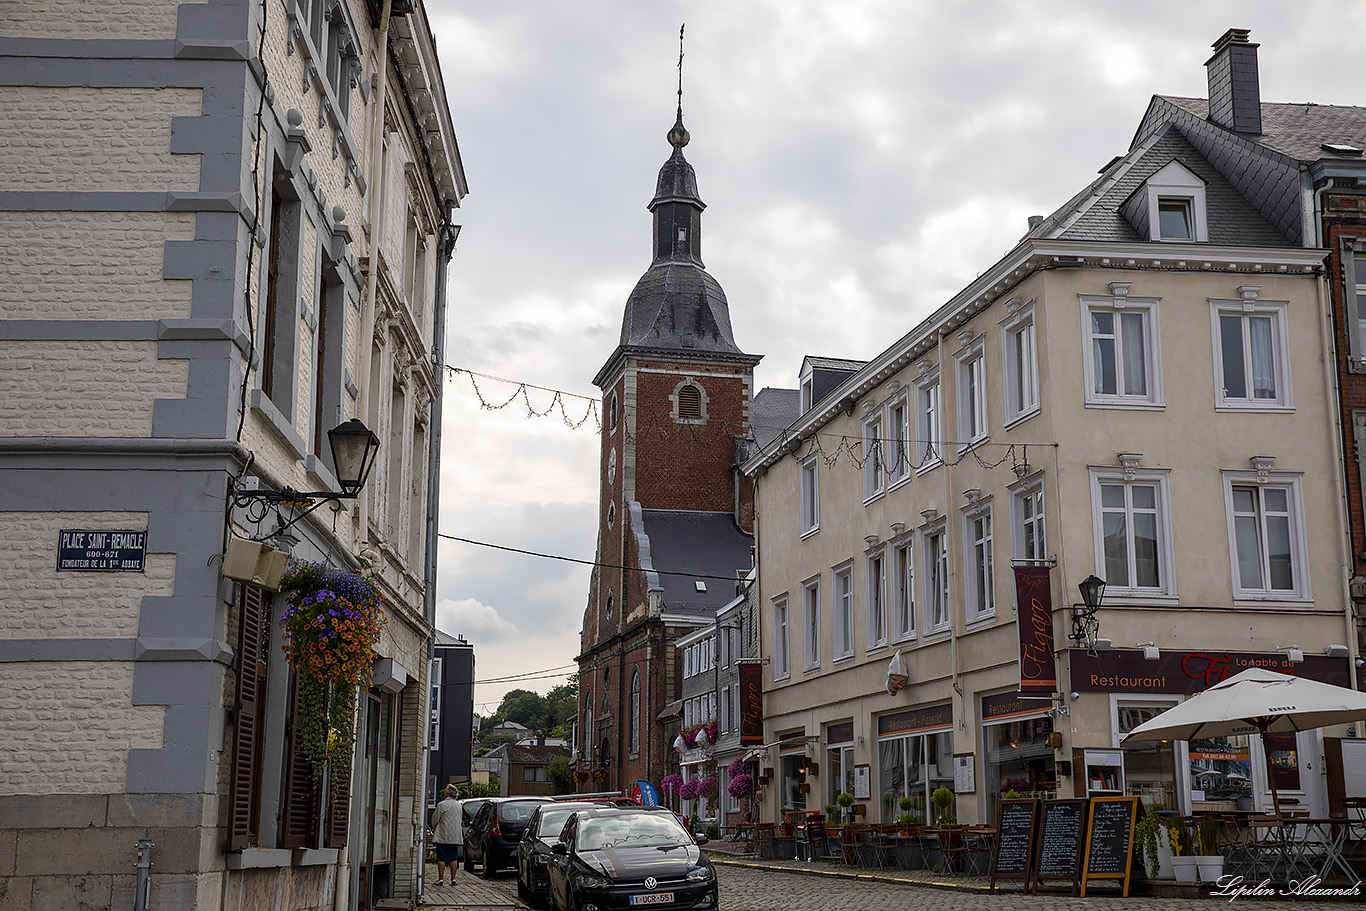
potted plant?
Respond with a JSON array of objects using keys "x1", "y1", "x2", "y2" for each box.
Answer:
[
  {"x1": 1167, "y1": 817, "x2": 1197, "y2": 883},
  {"x1": 835, "y1": 791, "x2": 855, "y2": 824},
  {"x1": 930, "y1": 787, "x2": 956, "y2": 826},
  {"x1": 898, "y1": 797, "x2": 915, "y2": 833},
  {"x1": 1194, "y1": 816, "x2": 1224, "y2": 883},
  {"x1": 1134, "y1": 804, "x2": 1175, "y2": 879},
  {"x1": 835, "y1": 793, "x2": 857, "y2": 863},
  {"x1": 824, "y1": 802, "x2": 837, "y2": 824},
  {"x1": 277, "y1": 560, "x2": 388, "y2": 806}
]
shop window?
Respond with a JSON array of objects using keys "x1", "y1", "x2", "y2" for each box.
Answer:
[
  {"x1": 1188, "y1": 734, "x2": 1252, "y2": 807},
  {"x1": 1115, "y1": 700, "x2": 1178, "y2": 811},
  {"x1": 876, "y1": 730, "x2": 953, "y2": 825},
  {"x1": 983, "y1": 717, "x2": 1056, "y2": 806}
]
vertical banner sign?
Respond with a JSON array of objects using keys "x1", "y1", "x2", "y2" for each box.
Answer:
[
  {"x1": 1013, "y1": 565, "x2": 1058, "y2": 696},
  {"x1": 739, "y1": 662, "x2": 764, "y2": 744}
]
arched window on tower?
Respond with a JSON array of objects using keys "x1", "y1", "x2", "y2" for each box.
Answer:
[
  {"x1": 605, "y1": 591, "x2": 613, "y2": 620},
  {"x1": 677, "y1": 382, "x2": 703, "y2": 420}
]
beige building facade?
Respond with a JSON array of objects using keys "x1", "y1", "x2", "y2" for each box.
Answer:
[{"x1": 743, "y1": 32, "x2": 1360, "y2": 829}]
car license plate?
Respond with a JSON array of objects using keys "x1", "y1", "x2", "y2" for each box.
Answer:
[{"x1": 628, "y1": 892, "x2": 673, "y2": 905}]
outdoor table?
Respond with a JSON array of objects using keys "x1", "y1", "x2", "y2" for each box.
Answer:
[{"x1": 1280, "y1": 818, "x2": 1360, "y2": 883}]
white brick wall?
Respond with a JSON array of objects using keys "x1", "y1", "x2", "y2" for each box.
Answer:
[
  {"x1": 0, "y1": 87, "x2": 202, "y2": 193},
  {"x1": 0, "y1": 341, "x2": 188, "y2": 437},
  {"x1": 0, "y1": 212, "x2": 195, "y2": 320},
  {"x1": 0, "y1": 512, "x2": 171, "y2": 640},
  {"x1": 0, "y1": 661, "x2": 164, "y2": 796},
  {"x1": 2, "y1": 0, "x2": 179, "y2": 39}
]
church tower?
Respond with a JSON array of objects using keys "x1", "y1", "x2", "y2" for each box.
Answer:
[{"x1": 576, "y1": 57, "x2": 761, "y2": 793}]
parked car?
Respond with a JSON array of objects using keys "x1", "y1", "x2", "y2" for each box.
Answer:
[
  {"x1": 516, "y1": 801, "x2": 614, "y2": 907},
  {"x1": 464, "y1": 796, "x2": 553, "y2": 878},
  {"x1": 547, "y1": 806, "x2": 715, "y2": 911}
]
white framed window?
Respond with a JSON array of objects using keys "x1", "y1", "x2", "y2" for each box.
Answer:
[
  {"x1": 866, "y1": 548, "x2": 888, "y2": 649},
  {"x1": 802, "y1": 576, "x2": 821, "y2": 671},
  {"x1": 1223, "y1": 470, "x2": 1310, "y2": 601},
  {"x1": 1001, "y1": 302, "x2": 1039, "y2": 424},
  {"x1": 915, "y1": 369, "x2": 942, "y2": 470},
  {"x1": 1090, "y1": 464, "x2": 1176, "y2": 598},
  {"x1": 773, "y1": 597, "x2": 790, "y2": 681},
  {"x1": 955, "y1": 338, "x2": 988, "y2": 447},
  {"x1": 922, "y1": 524, "x2": 950, "y2": 633},
  {"x1": 1210, "y1": 294, "x2": 1292, "y2": 410},
  {"x1": 833, "y1": 563, "x2": 855, "y2": 660},
  {"x1": 1144, "y1": 161, "x2": 1208, "y2": 242},
  {"x1": 863, "y1": 410, "x2": 885, "y2": 500},
  {"x1": 1341, "y1": 243, "x2": 1366, "y2": 369},
  {"x1": 800, "y1": 455, "x2": 820, "y2": 535},
  {"x1": 1012, "y1": 476, "x2": 1047, "y2": 562},
  {"x1": 1080, "y1": 291, "x2": 1163, "y2": 408},
  {"x1": 891, "y1": 538, "x2": 915, "y2": 642},
  {"x1": 887, "y1": 391, "x2": 912, "y2": 485},
  {"x1": 720, "y1": 686, "x2": 731, "y2": 732},
  {"x1": 963, "y1": 500, "x2": 995, "y2": 623}
]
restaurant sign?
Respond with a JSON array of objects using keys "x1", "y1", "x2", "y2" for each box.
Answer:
[
  {"x1": 876, "y1": 702, "x2": 953, "y2": 738},
  {"x1": 739, "y1": 661, "x2": 764, "y2": 744},
  {"x1": 1013, "y1": 565, "x2": 1058, "y2": 696},
  {"x1": 57, "y1": 529, "x2": 146, "y2": 572},
  {"x1": 1069, "y1": 649, "x2": 1350, "y2": 693}
]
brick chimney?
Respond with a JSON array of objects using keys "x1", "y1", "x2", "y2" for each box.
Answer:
[{"x1": 1205, "y1": 28, "x2": 1261, "y2": 135}]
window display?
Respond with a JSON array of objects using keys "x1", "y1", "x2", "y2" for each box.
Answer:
[
  {"x1": 876, "y1": 730, "x2": 952, "y2": 824},
  {"x1": 1116, "y1": 702, "x2": 1177, "y2": 810}
]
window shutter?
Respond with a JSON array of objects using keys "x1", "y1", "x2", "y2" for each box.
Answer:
[
  {"x1": 280, "y1": 673, "x2": 319, "y2": 848},
  {"x1": 228, "y1": 584, "x2": 270, "y2": 850},
  {"x1": 324, "y1": 744, "x2": 352, "y2": 848}
]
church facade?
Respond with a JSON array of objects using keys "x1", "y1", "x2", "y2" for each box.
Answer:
[{"x1": 576, "y1": 108, "x2": 759, "y2": 794}]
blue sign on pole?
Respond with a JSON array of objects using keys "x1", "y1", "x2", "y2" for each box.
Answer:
[{"x1": 635, "y1": 779, "x2": 659, "y2": 807}]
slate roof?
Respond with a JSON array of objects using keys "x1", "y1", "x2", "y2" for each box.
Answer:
[
  {"x1": 802, "y1": 356, "x2": 868, "y2": 372},
  {"x1": 485, "y1": 743, "x2": 570, "y2": 764},
  {"x1": 751, "y1": 387, "x2": 800, "y2": 449},
  {"x1": 1159, "y1": 96, "x2": 1366, "y2": 164},
  {"x1": 638, "y1": 509, "x2": 752, "y2": 619},
  {"x1": 618, "y1": 262, "x2": 743, "y2": 354},
  {"x1": 1029, "y1": 122, "x2": 1286, "y2": 247}
]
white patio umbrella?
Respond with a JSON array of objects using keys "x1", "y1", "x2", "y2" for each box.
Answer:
[{"x1": 1122, "y1": 666, "x2": 1366, "y2": 816}]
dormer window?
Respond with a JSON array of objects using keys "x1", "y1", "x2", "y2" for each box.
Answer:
[
  {"x1": 799, "y1": 375, "x2": 813, "y2": 413},
  {"x1": 1157, "y1": 198, "x2": 1193, "y2": 240},
  {"x1": 1141, "y1": 161, "x2": 1207, "y2": 243}
]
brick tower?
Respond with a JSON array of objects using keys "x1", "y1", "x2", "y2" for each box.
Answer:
[{"x1": 576, "y1": 102, "x2": 760, "y2": 794}]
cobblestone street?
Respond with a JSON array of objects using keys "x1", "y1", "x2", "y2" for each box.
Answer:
[{"x1": 421, "y1": 859, "x2": 1365, "y2": 910}]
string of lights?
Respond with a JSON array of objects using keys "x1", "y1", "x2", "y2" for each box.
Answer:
[
  {"x1": 443, "y1": 364, "x2": 1050, "y2": 474},
  {"x1": 447, "y1": 366, "x2": 600, "y2": 430}
]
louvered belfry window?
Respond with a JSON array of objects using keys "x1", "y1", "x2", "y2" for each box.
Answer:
[{"x1": 677, "y1": 383, "x2": 702, "y2": 420}]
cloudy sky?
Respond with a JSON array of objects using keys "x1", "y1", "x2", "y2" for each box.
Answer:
[{"x1": 425, "y1": 1, "x2": 1366, "y2": 715}]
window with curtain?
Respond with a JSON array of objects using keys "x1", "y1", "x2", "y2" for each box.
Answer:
[
  {"x1": 1081, "y1": 295, "x2": 1162, "y2": 407},
  {"x1": 1224, "y1": 471, "x2": 1307, "y2": 600},
  {"x1": 1212, "y1": 302, "x2": 1290, "y2": 409},
  {"x1": 1090, "y1": 466, "x2": 1175, "y2": 596}
]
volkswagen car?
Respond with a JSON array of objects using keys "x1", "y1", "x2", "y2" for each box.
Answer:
[
  {"x1": 464, "y1": 796, "x2": 553, "y2": 877},
  {"x1": 547, "y1": 806, "x2": 716, "y2": 911},
  {"x1": 517, "y1": 800, "x2": 613, "y2": 907}
]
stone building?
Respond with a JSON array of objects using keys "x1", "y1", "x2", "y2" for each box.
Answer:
[
  {"x1": 0, "y1": 1, "x2": 463, "y2": 909},
  {"x1": 577, "y1": 105, "x2": 756, "y2": 795},
  {"x1": 742, "y1": 29, "x2": 1359, "y2": 828}
]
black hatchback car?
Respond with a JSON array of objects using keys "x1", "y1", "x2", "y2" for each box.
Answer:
[
  {"x1": 464, "y1": 796, "x2": 553, "y2": 877},
  {"x1": 547, "y1": 806, "x2": 716, "y2": 911},
  {"x1": 516, "y1": 801, "x2": 612, "y2": 907}
]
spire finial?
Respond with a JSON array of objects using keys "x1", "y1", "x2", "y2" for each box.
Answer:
[{"x1": 668, "y1": 23, "x2": 690, "y2": 149}]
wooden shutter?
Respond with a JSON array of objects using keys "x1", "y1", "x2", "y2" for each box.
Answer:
[
  {"x1": 677, "y1": 383, "x2": 702, "y2": 419},
  {"x1": 280, "y1": 672, "x2": 319, "y2": 848},
  {"x1": 228, "y1": 584, "x2": 270, "y2": 850},
  {"x1": 324, "y1": 746, "x2": 352, "y2": 848}
]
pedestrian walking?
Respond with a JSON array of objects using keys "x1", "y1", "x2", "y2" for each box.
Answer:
[{"x1": 430, "y1": 785, "x2": 464, "y2": 886}]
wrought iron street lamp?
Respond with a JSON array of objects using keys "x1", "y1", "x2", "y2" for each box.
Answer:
[
  {"x1": 1069, "y1": 574, "x2": 1106, "y2": 651},
  {"x1": 233, "y1": 418, "x2": 381, "y2": 540}
]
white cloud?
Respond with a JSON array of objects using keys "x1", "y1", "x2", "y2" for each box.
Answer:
[{"x1": 436, "y1": 597, "x2": 519, "y2": 644}]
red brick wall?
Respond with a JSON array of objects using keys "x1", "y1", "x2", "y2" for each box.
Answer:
[{"x1": 1325, "y1": 207, "x2": 1366, "y2": 576}]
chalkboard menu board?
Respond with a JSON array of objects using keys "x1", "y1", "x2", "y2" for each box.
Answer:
[
  {"x1": 1031, "y1": 799, "x2": 1088, "y2": 895},
  {"x1": 989, "y1": 799, "x2": 1038, "y2": 892},
  {"x1": 1080, "y1": 796, "x2": 1138, "y2": 897}
]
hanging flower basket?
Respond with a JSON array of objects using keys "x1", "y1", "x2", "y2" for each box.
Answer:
[
  {"x1": 696, "y1": 774, "x2": 718, "y2": 799},
  {"x1": 593, "y1": 768, "x2": 609, "y2": 786},
  {"x1": 277, "y1": 560, "x2": 388, "y2": 801},
  {"x1": 661, "y1": 774, "x2": 683, "y2": 797},
  {"x1": 573, "y1": 769, "x2": 592, "y2": 786},
  {"x1": 727, "y1": 772, "x2": 753, "y2": 799},
  {"x1": 679, "y1": 777, "x2": 701, "y2": 801}
]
